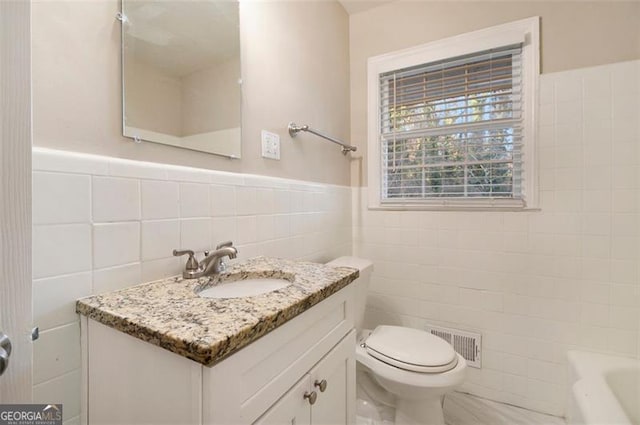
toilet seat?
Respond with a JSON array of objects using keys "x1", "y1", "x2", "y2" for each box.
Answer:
[{"x1": 364, "y1": 326, "x2": 458, "y2": 373}]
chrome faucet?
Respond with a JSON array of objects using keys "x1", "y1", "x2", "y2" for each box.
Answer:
[{"x1": 173, "y1": 241, "x2": 238, "y2": 279}]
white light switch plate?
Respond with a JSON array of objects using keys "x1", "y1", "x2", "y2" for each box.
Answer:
[{"x1": 261, "y1": 130, "x2": 280, "y2": 160}]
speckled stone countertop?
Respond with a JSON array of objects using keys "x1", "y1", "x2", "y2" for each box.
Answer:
[{"x1": 76, "y1": 257, "x2": 358, "y2": 367}]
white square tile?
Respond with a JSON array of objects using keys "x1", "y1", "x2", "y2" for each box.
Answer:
[
  {"x1": 607, "y1": 329, "x2": 638, "y2": 356},
  {"x1": 611, "y1": 61, "x2": 639, "y2": 95},
  {"x1": 555, "y1": 145, "x2": 581, "y2": 167},
  {"x1": 538, "y1": 104, "x2": 554, "y2": 127},
  {"x1": 610, "y1": 283, "x2": 639, "y2": 307},
  {"x1": 583, "y1": 98, "x2": 611, "y2": 123},
  {"x1": 180, "y1": 218, "x2": 211, "y2": 252},
  {"x1": 33, "y1": 224, "x2": 92, "y2": 279},
  {"x1": 93, "y1": 222, "x2": 140, "y2": 269},
  {"x1": 610, "y1": 261, "x2": 638, "y2": 285},
  {"x1": 581, "y1": 214, "x2": 611, "y2": 235},
  {"x1": 555, "y1": 168, "x2": 582, "y2": 190},
  {"x1": 583, "y1": 142, "x2": 611, "y2": 166},
  {"x1": 257, "y1": 215, "x2": 275, "y2": 242},
  {"x1": 583, "y1": 69, "x2": 611, "y2": 100},
  {"x1": 612, "y1": 94, "x2": 640, "y2": 122},
  {"x1": 210, "y1": 185, "x2": 236, "y2": 217},
  {"x1": 556, "y1": 101, "x2": 582, "y2": 125},
  {"x1": 141, "y1": 180, "x2": 179, "y2": 220},
  {"x1": 553, "y1": 190, "x2": 582, "y2": 212},
  {"x1": 611, "y1": 236, "x2": 638, "y2": 260},
  {"x1": 236, "y1": 216, "x2": 258, "y2": 245},
  {"x1": 92, "y1": 263, "x2": 141, "y2": 294},
  {"x1": 612, "y1": 118, "x2": 640, "y2": 142},
  {"x1": 613, "y1": 189, "x2": 638, "y2": 213},
  {"x1": 180, "y1": 183, "x2": 210, "y2": 218},
  {"x1": 273, "y1": 190, "x2": 292, "y2": 214},
  {"x1": 555, "y1": 123, "x2": 583, "y2": 146},
  {"x1": 141, "y1": 220, "x2": 180, "y2": 261},
  {"x1": 33, "y1": 369, "x2": 81, "y2": 421},
  {"x1": 555, "y1": 75, "x2": 582, "y2": 102},
  {"x1": 580, "y1": 303, "x2": 609, "y2": 327},
  {"x1": 612, "y1": 166, "x2": 637, "y2": 190},
  {"x1": 256, "y1": 188, "x2": 275, "y2": 214},
  {"x1": 211, "y1": 217, "x2": 237, "y2": 246},
  {"x1": 583, "y1": 166, "x2": 612, "y2": 191},
  {"x1": 609, "y1": 306, "x2": 639, "y2": 331},
  {"x1": 141, "y1": 257, "x2": 182, "y2": 282},
  {"x1": 33, "y1": 272, "x2": 91, "y2": 331},
  {"x1": 236, "y1": 186, "x2": 257, "y2": 215},
  {"x1": 583, "y1": 190, "x2": 612, "y2": 213},
  {"x1": 92, "y1": 176, "x2": 140, "y2": 222},
  {"x1": 273, "y1": 215, "x2": 290, "y2": 239},
  {"x1": 33, "y1": 172, "x2": 91, "y2": 224},
  {"x1": 583, "y1": 119, "x2": 611, "y2": 145},
  {"x1": 581, "y1": 234, "x2": 611, "y2": 259},
  {"x1": 538, "y1": 77, "x2": 554, "y2": 105},
  {"x1": 33, "y1": 322, "x2": 81, "y2": 384},
  {"x1": 612, "y1": 141, "x2": 638, "y2": 167},
  {"x1": 612, "y1": 213, "x2": 638, "y2": 236},
  {"x1": 580, "y1": 259, "x2": 611, "y2": 282}
]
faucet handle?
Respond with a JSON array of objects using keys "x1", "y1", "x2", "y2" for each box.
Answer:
[
  {"x1": 215, "y1": 241, "x2": 234, "y2": 250},
  {"x1": 173, "y1": 249, "x2": 199, "y2": 272}
]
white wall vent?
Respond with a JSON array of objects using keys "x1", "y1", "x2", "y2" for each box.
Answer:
[{"x1": 425, "y1": 324, "x2": 482, "y2": 368}]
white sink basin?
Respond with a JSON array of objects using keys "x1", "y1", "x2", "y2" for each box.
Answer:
[{"x1": 198, "y1": 278, "x2": 291, "y2": 299}]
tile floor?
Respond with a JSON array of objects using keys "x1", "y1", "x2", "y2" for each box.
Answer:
[
  {"x1": 444, "y1": 392, "x2": 566, "y2": 425},
  {"x1": 356, "y1": 391, "x2": 566, "y2": 425}
]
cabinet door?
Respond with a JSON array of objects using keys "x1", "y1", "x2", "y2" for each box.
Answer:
[
  {"x1": 253, "y1": 375, "x2": 311, "y2": 425},
  {"x1": 310, "y1": 330, "x2": 356, "y2": 425}
]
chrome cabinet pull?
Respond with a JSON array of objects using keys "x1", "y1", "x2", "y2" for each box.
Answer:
[
  {"x1": 303, "y1": 391, "x2": 317, "y2": 405},
  {"x1": 314, "y1": 379, "x2": 327, "y2": 392}
]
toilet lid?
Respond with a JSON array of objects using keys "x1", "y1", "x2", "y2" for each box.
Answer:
[{"x1": 364, "y1": 326, "x2": 458, "y2": 373}]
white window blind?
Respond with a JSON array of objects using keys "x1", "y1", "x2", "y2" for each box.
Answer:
[{"x1": 379, "y1": 44, "x2": 524, "y2": 202}]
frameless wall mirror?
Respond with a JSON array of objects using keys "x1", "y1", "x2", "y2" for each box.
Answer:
[{"x1": 121, "y1": 0, "x2": 241, "y2": 158}]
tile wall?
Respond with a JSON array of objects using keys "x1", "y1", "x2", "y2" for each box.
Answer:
[
  {"x1": 353, "y1": 60, "x2": 640, "y2": 416},
  {"x1": 31, "y1": 148, "x2": 352, "y2": 424}
]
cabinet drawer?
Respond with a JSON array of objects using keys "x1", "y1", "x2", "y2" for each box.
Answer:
[{"x1": 203, "y1": 285, "x2": 354, "y2": 424}]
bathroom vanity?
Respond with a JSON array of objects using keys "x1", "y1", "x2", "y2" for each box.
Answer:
[{"x1": 77, "y1": 257, "x2": 359, "y2": 425}]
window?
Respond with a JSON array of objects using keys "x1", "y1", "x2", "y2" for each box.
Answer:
[{"x1": 367, "y1": 18, "x2": 539, "y2": 209}]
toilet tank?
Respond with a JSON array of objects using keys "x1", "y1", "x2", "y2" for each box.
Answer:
[{"x1": 326, "y1": 256, "x2": 373, "y2": 331}]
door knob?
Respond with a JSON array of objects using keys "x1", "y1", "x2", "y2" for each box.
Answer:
[
  {"x1": 314, "y1": 379, "x2": 327, "y2": 392},
  {"x1": 303, "y1": 391, "x2": 317, "y2": 405},
  {"x1": 0, "y1": 332, "x2": 11, "y2": 377}
]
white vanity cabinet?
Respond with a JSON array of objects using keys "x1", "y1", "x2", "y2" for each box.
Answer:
[{"x1": 82, "y1": 285, "x2": 355, "y2": 425}]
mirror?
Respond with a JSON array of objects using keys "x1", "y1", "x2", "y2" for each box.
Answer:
[{"x1": 122, "y1": 0, "x2": 242, "y2": 158}]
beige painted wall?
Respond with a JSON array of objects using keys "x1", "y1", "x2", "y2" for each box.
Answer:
[
  {"x1": 32, "y1": 0, "x2": 350, "y2": 186},
  {"x1": 349, "y1": 1, "x2": 640, "y2": 186},
  {"x1": 125, "y1": 59, "x2": 182, "y2": 137},
  {"x1": 181, "y1": 57, "x2": 241, "y2": 136}
]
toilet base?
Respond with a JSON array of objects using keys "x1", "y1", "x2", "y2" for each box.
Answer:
[{"x1": 395, "y1": 396, "x2": 445, "y2": 425}]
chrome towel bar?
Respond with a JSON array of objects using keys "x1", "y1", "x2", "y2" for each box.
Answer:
[{"x1": 288, "y1": 122, "x2": 357, "y2": 155}]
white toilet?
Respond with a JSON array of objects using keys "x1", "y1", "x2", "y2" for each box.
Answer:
[{"x1": 327, "y1": 257, "x2": 467, "y2": 425}]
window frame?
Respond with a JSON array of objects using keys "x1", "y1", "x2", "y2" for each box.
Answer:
[{"x1": 367, "y1": 17, "x2": 540, "y2": 210}]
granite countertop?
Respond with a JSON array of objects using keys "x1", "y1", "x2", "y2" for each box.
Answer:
[{"x1": 76, "y1": 257, "x2": 358, "y2": 367}]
